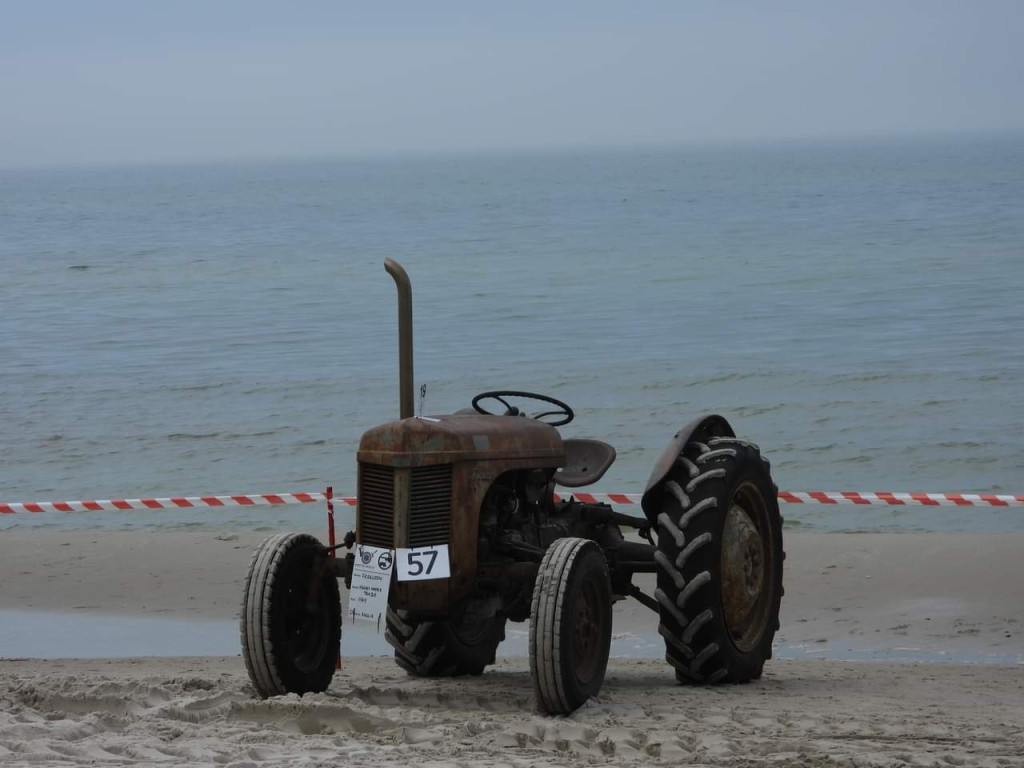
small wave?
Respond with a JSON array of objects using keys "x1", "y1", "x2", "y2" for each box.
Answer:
[
  {"x1": 168, "y1": 383, "x2": 229, "y2": 393},
  {"x1": 692, "y1": 371, "x2": 764, "y2": 386},
  {"x1": 222, "y1": 430, "x2": 287, "y2": 439},
  {"x1": 638, "y1": 380, "x2": 682, "y2": 392},
  {"x1": 772, "y1": 459, "x2": 803, "y2": 468},
  {"x1": 813, "y1": 399, "x2": 884, "y2": 408},
  {"x1": 732, "y1": 403, "x2": 787, "y2": 417},
  {"x1": 828, "y1": 372, "x2": 892, "y2": 384},
  {"x1": 805, "y1": 443, "x2": 837, "y2": 453},
  {"x1": 166, "y1": 429, "x2": 288, "y2": 441},
  {"x1": 68, "y1": 265, "x2": 91, "y2": 271},
  {"x1": 958, "y1": 456, "x2": 997, "y2": 466},
  {"x1": 828, "y1": 454, "x2": 874, "y2": 464}
]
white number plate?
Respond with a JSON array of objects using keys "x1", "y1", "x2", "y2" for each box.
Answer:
[{"x1": 396, "y1": 545, "x2": 451, "y2": 581}]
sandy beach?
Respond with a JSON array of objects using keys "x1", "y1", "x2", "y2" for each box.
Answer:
[
  {"x1": 2, "y1": 656, "x2": 1023, "y2": 767},
  {"x1": 2, "y1": 531, "x2": 1023, "y2": 766}
]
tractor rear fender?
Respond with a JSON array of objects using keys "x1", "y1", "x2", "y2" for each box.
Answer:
[{"x1": 640, "y1": 414, "x2": 736, "y2": 522}]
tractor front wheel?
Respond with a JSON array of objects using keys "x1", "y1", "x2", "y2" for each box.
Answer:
[
  {"x1": 530, "y1": 537, "x2": 613, "y2": 715},
  {"x1": 240, "y1": 533, "x2": 341, "y2": 698},
  {"x1": 654, "y1": 438, "x2": 783, "y2": 684}
]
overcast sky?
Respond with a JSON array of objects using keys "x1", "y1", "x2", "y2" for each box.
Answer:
[{"x1": 2, "y1": 1, "x2": 1022, "y2": 167}]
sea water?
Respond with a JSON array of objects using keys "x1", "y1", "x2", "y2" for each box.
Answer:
[
  {"x1": 2, "y1": 135, "x2": 1023, "y2": 533},
  {"x1": 2, "y1": 612, "x2": 1019, "y2": 664}
]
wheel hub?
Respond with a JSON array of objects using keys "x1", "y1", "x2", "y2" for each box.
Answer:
[
  {"x1": 450, "y1": 601, "x2": 496, "y2": 646},
  {"x1": 721, "y1": 492, "x2": 768, "y2": 651}
]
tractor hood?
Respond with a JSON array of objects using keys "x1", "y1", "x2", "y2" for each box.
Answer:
[{"x1": 357, "y1": 413, "x2": 565, "y2": 466}]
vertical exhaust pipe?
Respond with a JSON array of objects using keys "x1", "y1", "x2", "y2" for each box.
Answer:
[{"x1": 384, "y1": 259, "x2": 414, "y2": 419}]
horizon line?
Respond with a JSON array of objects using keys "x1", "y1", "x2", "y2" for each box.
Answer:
[{"x1": 3, "y1": 127, "x2": 1023, "y2": 173}]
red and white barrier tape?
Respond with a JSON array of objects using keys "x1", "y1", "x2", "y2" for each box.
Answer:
[
  {"x1": 776, "y1": 491, "x2": 1024, "y2": 507},
  {"x1": 556, "y1": 492, "x2": 1024, "y2": 507},
  {"x1": 2, "y1": 490, "x2": 1022, "y2": 514},
  {"x1": 0, "y1": 493, "x2": 341, "y2": 515}
]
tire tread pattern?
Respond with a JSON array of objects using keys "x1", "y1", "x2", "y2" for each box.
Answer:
[
  {"x1": 653, "y1": 438, "x2": 784, "y2": 686},
  {"x1": 385, "y1": 606, "x2": 505, "y2": 677},
  {"x1": 529, "y1": 537, "x2": 611, "y2": 715},
  {"x1": 240, "y1": 532, "x2": 339, "y2": 698}
]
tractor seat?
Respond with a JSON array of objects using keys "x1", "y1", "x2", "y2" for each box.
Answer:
[{"x1": 554, "y1": 439, "x2": 617, "y2": 488}]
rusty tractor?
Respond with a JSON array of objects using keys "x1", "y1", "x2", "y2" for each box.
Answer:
[{"x1": 240, "y1": 259, "x2": 784, "y2": 715}]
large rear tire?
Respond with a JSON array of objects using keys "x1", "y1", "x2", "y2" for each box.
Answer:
[
  {"x1": 530, "y1": 537, "x2": 613, "y2": 715},
  {"x1": 654, "y1": 438, "x2": 783, "y2": 684},
  {"x1": 240, "y1": 533, "x2": 341, "y2": 698},
  {"x1": 385, "y1": 603, "x2": 506, "y2": 677}
]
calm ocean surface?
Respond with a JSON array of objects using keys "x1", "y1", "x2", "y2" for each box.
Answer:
[{"x1": 2, "y1": 136, "x2": 1023, "y2": 533}]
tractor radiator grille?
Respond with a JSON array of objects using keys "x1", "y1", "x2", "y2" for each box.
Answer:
[
  {"x1": 357, "y1": 463, "x2": 394, "y2": 549},
  {"x1": 408, "y1": 464, "x2": 452, "y2": 548}
]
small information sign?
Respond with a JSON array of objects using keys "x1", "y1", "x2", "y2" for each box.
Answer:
[{"x1": 349, "y1": 544, "x2": 394, "y2": 629}]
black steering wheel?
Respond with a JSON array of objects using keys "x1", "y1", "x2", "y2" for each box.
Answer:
[{"x1": 471, "y1": 390, "x2": 574, "y2": 427}]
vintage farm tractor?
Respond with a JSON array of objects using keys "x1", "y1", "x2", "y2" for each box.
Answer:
[{"x1": 240, "y1": 260, "x2": 784, "y2": 715}]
